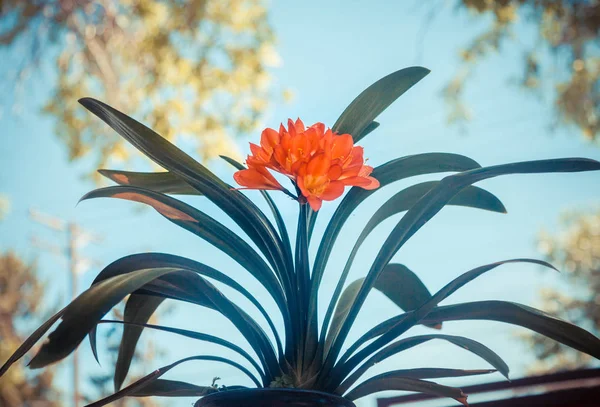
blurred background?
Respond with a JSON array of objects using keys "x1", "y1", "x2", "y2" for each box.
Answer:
[{"x1": 0, "y1": 1, "x2": 599, "y2": 406}]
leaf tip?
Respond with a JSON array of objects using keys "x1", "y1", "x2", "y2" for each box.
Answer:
[{"x1": 78, "y1": 97, "x2": 98, "y2": 108}]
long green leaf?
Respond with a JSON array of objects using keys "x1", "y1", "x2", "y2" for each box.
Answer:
[
  {"x1": 343, "y1": 374, "x2": 467, "y2": 405},
  {"x1": 114, "y1": 294, "x2": 165, "y2": 391},
  {"x1": 420, "y1": 301, "x2": 600, "y2": 359},
  {"x1": 320, "y1": 184, "x2": 505, "y2": 350},
  {"x1": 80, "y1": 186, "x2": 288, "y2": 320},
  {"x1": 219, "y1": 155, "x2": 295, "y2": 304},
  {"x1": 336, "y1": 334, "x2": 507, "y2": 394},
  {"x1": 307, "y1": 153, "x2": 482, "y2": 368},
  {"x1": 99, "y1": 170, "x2": 198, "y2": 195},
  {"x1": 327, "y1": 259, "x2": 554, "y2": 388},
  {"x1": 374, "y1": 264, "x2": 437, "y2": 321},
  {"x1": 99, "y1": 319, "x2": 264, "y2": 381},
  {"x1": 87, "y1": 252, "x2": 285, "y2": 363},
  {"x1": 79, "y1": 98, "x2": 289, "y2": 303},
  {"x1": 321, "y1": 158, "x2": 600, "y2": 382},
  {"x1": 85, "y1": 355, "x2": 261, "y2": 407},
  {"x1": 356, "y1": 121, "x2": 380, "y2": 141},
  {"x1": 332, "y1": 66, "x2": 430, "y2": 141},
  {"x1": 324, "y1": 279, "x2": 363, "y2": 356},
  {"x1": 0, "y1": 308, "x2": 66, "y2": 376},
  {"x1": 311, "y1": 154, "x2": 481, "y2": 292},
  {"x1": 367, "y1": 368, "x2": 495, "y2": 380},
  {"x1": 319, "y1": 184, "x2": 504, "y2": 371},
  {"x1": 28, "y1": 267, "x2": 177, "y2": 368},
  {"x1": 219, "y1": 155, "x2": 293, "y2": 265},
  {"x1": 90, "y1": 264, "x2": 279, "y2": 381},
  {"x1": 129, "y1": 379, "x2": 215, "y2": 397}
]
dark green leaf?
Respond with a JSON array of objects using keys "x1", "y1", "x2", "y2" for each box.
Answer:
[
  {"x1": 319, "y1": 182, "x2": 505, "y2": 358},
  {"x1": 308, "y1": 153, "x2": 482, "y2": 365},
  {"x1": 99, "y1": 170, "x2": 198, "y2": 195},
  {"x1": 365, "y1": 368, "x2": 494, "y2": 380},
  {"x1": 321, "y1": 158, "x2": 600, "y2": 381},
  {"x1": 85, "y1": 355, "x2": 260, "y2": 407},
  {"x1": 329, "y1": 259, "x2": 554, "y2": 388},
  {"x1": 296, "y1": 204, "x2": 312, "y2": 367},
  {"x1": 333, "y1": 66, "x2": 430, "y2": 141},
  {"x1": 356, "y1": 121, "x2": 380, "y2": 141},
  {"x1": 420, "y1": 300, "x2": 600, "y2": 360},
  {"x1": 310, "y1": 153, "x2": 481, "y2": 297},
  {"x1": 29, "y1": 267, "x2": 177, "y2": 368},
  {"x1": 79, "y1": 98, "x2": 288, "y2": 304},
  {"x1": 219, "y1": 155, "x2": 294, "y2": 295},
  {"x1": 80, "y1": 186, "x2": 288, "y2": 320},
  {"x1": 88, "y1": 261, "x2": 279, "y2": 381},
  {"x1": 343, "y1": 374, "x2": 467, "y2": 405},
  {"x1": 99, "y1": 319, "x2": 264, "y2": 381},
  {"x1": 88, "y1": 252, "x2": 284, "y2": 362},
  {"x1": 114, "y1": 295, "x2": 165, "y2": 391},
  {"x1": 336, "y1": 334, "x2": 507, "y2": 394},
  {"x1": 0, "y1": 308, "x2": 65, "y2": 376},
  {"x1": 374, "y1": 264, "x2": 436, "y2": 319},
  {"x1": 129, "y1": 379, "x2": 216, "y2": 397},
  {"x1": 325, "y1": 279, "x2": 364, "y2": 356}
]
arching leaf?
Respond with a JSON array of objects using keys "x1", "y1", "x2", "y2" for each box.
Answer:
[
  {"x1": 321, "y1": 158, "x2": 600, "y2": 381},
  {"x1": 114, "y1": 294, "x2": 165, "y2": 391},
  {"x1": 99, "y1": 319, "x2": 264, "y2": 381},
  {"x1": 28, "y1": 267, "x2": 177, "y2": 368},
  {"x1": 79, "y1": 98, "x2": 288, "y2": 299},
  {"x1": 80, "y1": 186, "x2": 287, "y2": 317},
  {"x1": 335, "y1": 334, "x2": 507, "y2": 394},
  {"x1": 343, "y1": 374, "x2": 467, "y2": 405},
  {"x1": 99, "y1": 169, "x2": 198, "y2": 195},
  {"x1": 129, "y1": 379, "x2": 215, "y2": 397},
  {"x1": 85, "y1": 355, "x2": 261, "y2": 407},
  {"x1": 308, "y1": 153, "x2": 482, "y2": 366},
  {"x1": 329, "y1": 259, "x2": 554, "y2": 388},
  {"x1": 0, "y1": 308, "x2": 65, "y2": 376},
  {"x1": 87, "y1": 252, "x2": 284, "y2": 361},
  {"x1": 333, "y1": 66, "x2": 430, "y2": 141}
]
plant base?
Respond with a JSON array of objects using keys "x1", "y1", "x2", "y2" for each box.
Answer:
[{"x1": 195, "y1": 388, "x2": 357, "y2": 407}]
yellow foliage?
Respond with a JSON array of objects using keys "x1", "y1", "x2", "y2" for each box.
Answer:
[
  {"x1": 450, "y1": 0, "x2": 600, "y2": 141},
  {"x1": 1, "y1": 0, "x2": 280, "y2": 179}
]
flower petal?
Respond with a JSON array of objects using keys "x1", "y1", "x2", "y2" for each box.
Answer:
[
  {"x1": 260, "y1": 128, "x2": 279, "y2": 153},
  {"x1": 331, "y1": 134, "x2": 353, "y2": 160},
  {"x1": 233, "y1": 167, "x2": 283, "y2": 190},
  {"x1": 320, "y1": 181, "x2": 345, "y2": 201},
  {"x1": 307, "y1": 153, "x2": 331, "y2": 177},
  {"x1": 307, "y1": 196, "x2": 322, "y2": 211},
  {"x1": 342, "y1": 175, "x2": 380, "y2": 190}
]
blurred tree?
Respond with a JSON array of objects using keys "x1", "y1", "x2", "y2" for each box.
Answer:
[
  {"x1": 0, "y1": 0, "x2": 280, "y2": 179},
  {"x1": 0, "y1": 251, "x2": 61, "y2": 407},
  {"x1": 446, "y1": 0, "x2": 599, "y2": 139},
  {"x1": 443, "y1": 0, "x2": 600, "y2": 373},
  {"x1": 0, "y1": 195, "x2": 10, "y2": 220},
  {"x1": 521, "y1": 209, "x2": 600, "y2": 372}
]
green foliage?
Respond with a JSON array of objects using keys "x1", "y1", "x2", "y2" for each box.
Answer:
[
  {"x1": 0, "y1": 0, "x2": 279, "y2": 178},
  {"x1": 2, "y1": 67, "x2": 600, "y2": 407},
  {"x1": 448, "y1": 0, "x2": 599, "y2": 139}
]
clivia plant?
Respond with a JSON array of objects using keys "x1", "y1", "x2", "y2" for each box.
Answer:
[{"x1": 2, "y1": 67, "x2": 600, "y2": 407}]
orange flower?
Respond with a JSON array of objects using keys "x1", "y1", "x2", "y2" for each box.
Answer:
[{"x1": 233, "y1": 119, "x2": 379, "y2": 211}]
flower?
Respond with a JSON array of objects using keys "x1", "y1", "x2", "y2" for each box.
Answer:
[{"x1": 233, "y1": 119, "x2": 380, "y2": 210}]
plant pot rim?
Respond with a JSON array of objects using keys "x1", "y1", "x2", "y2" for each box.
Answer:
[{"x1": 195, "y1": 388, "x2": 356, "y2": 407}]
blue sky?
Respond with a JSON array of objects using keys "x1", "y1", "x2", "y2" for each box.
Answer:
[{"x1": 1, "y1": 1, "x2": 600, "y2": 406}]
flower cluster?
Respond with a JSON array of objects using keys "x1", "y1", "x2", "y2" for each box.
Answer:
[{"x1": 234, "y1": 119, "x2": 380, "y2": 210}]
